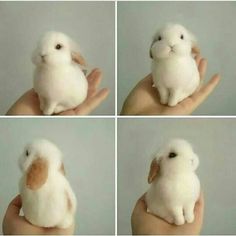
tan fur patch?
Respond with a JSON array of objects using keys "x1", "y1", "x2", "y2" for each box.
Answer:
[
  {"x1": 26, "y1": 157, "x2": 48, "y2": 190},
  {"x1": 72, "y1": 52, "x2": 86, "y2": 66},
  {"x1": 66, "y1": 191, "x2": 72, "y2": 212},
  {"x1": 60, "y1": 163, "x2": 66, "y2": 175},
  {"x1": 192, "y1": 46, "x2": 200, "y2": 55},
  {"x1": 148, "y1": 159, "x2": 160, "y2": 184}
]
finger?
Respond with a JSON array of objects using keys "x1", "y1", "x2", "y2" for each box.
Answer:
[
  {"x1": 76, "y1": 88, "x2": 109, "y2": 115},
  {"x1": 198, "y1": 59, "x2": 207, "y2": 81},
  {"x1": 178, "y1": 74, "x2": 220, "y2": 115},
  {"x1": 193, "y1": 192, "x2": 204, "y2": 225},
  {"x1": 5, "y1": 195, "x2": 22, "y2": 219},
  {"x1": 87, "y1": 68, "x2": 102, "y2": 84},
  {"x1": 87, "y1": 74, "x2": 102, "y2": 98},
  {"x1": 194, "y1": 192, "x2": 204, "y2": 216},
  {"x1": 194, "y1": 55, "x2": 201, "y2": 66},
  {"x1": 191, "y1": 74, "x2": 220, "y2": 109}
]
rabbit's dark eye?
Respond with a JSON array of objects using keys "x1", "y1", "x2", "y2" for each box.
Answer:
[
  {"x1": 158, "y1": 36, "x2": 162, "y2": 41},
  {"x1": 180, "y1": 34, "x2": 184, "y2": 40},
  {"x1": 26, "y1": 150, "x2": 29, "y2": 156},
  {"x1": 168, "y1": 152, "x2": 177, "y2": 158},
  {"x1": 55, "y1": 44, "x2": 62, "y2": 50}
]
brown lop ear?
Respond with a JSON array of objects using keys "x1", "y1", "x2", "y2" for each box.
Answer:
[
  {"x1": 26, "y1": 157, "x2": 48, "y2": 190},
  {"x1": 60, "y1": 163, "x2": 66, "y2": 176},
  {"x1": 192, "y1": 46, "x2": 200, "y2": 55},
  {"x1": 72, "y1": 52, "x2": 87, "y2": 66},
  {"x1": 148, "y1": 158, "x2": 159, "y2": 184}
]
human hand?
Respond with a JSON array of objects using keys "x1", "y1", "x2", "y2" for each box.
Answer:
[
  {"x1": 131, "y1": 192, "x2": 204, "y2": 235},
  {"x1": 6, "y1": 68, "x2": 109, "y2": 116},
  {"x1": 2, "y1": 195, "x2": 75, "y2": 235},
  {"x1": 121, "y1": 55, "x2": 220, "y2": 115}
]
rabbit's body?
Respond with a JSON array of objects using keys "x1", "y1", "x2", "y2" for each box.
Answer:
[
  {"x1": 150, "y1": 24, "x2": 200, "y2": 106},
  {"x1": 18, "y1": 139, "x2": 77, "y2": 228},
  {"x1": 152, "y1": 56, "x2": 199, "y2": 106},
  {"x1": 34, "y1": 62, "x2": 88, "y2": 115},
  {"x1": 19, "y1": 169, "x2": 76, "y2": 228},
  {"x1": 146, "y1": 139, "x2": 200, "y2": 225},
  {"x1": 32, "y1": 31, "x2": 88, "y2": 115},
  {"x1": 146, "y1": 170, "x2": 200, "y2": 225}
]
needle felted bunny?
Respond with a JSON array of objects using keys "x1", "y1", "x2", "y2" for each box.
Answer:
[
  {"x1": 150, "y1": 24, "x2": 200, "y2": 106},
  {"x1": 18, "y1": 139, "x2": 77, "y2": 228},
  {"x1": 146, "y1": 139, "x2": 200, "y2": 225},
  {"x1": 32, "y1": 31, "x2": 88, "y2": 115}
]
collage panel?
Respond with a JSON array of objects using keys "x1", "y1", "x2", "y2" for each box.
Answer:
[
  {"x1": 0, "y1": 1, "x2": 115, "y2": 116},
  {"x1": 118, "y1": 118, "x2": 236, "y2": 234},
  {"x1": 118, "y1": 1, "x2": 236, "y2": 116},
  {"x1": 0, "y1": 118, "x2": 115, "y2": 234}
]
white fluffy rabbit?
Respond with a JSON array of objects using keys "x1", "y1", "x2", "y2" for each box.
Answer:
[
  {"x1": 146, "y1": 139, "x2": 200, "y2": 225},
  {"x1": 18, "y1": 139, "x2": 77, "y2": 228},
  {"x1": 32, "y1": 31, "x2": 88, "y2": 115},
  {"x1": 150, "y1": 24, "x2": 200, "y2": 106}
]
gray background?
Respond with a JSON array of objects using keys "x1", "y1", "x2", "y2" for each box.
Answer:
[
  {"x1": 0, "y1": 1, "x2": 115, "y2": 115},
  {"x1": 0, "y1": 118, "x2": 115, "y2": 235},
  {"x1": 118, "y1": 2, "x2": 236, "y2": 115},
  {"x1": 118, "y1": 118, "x2": 236, "y2": 234}
]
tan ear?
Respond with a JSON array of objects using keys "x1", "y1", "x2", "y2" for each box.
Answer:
[
  {"x1": 26, "y1": 157, "x2": 48, "y2": 190},
  {"x1": 72, "y1": 52, "x2": 86, "y2": 66},
  {"x1": 60, "y1": 163, "x2": 66, "y2": 176},
  {"x1": 192, "y1": 46, "x2": 200, "y2": 55},
  {"x1": 148, "y1": 158, "x2": 159, "y2": 184}
]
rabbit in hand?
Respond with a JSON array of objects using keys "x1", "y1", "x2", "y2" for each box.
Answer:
[
  {"x1": 32, "y1": 31, "x2": 88, "y2": 115},
  {"x1": 146, "y1": 139, "x2": 200, "y2": 225},
  {"x1": 18, "y1": 139, "x2": 77, "y2": 228},
  {"x1": 150, "y1": 24, "x2": 200, "y2": 106}
]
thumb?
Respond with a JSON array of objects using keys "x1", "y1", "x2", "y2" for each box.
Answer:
[{"x1": 4, "y1": 195, "x2": 22, "y2": 219}]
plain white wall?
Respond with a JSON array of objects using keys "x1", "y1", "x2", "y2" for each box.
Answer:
[
  {"x1": 0, "y1": 1, "x2": 115, "y2": 115},
  {"x1": 118, "y1": 118, "x2": 236, "y2": 234},
  {"x1": 0, "y1": 118, "x2": 115, "y2": 235},
  {"x1": 118, "y1": 2, "x2": 236, "y2": 115}
]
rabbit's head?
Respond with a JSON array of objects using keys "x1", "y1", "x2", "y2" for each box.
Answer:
[
  {"x1": 32, "y1": 31, "x2": 86, "y2": 67},
  {"x1": 148, "y1": 139, "x2": 199, "y2": 183},
  {"x1": 150, "y1": 24, "x2": 199, "y2": 60},
  {"x1": 19, "y1": 139, "x2": 65, "y2": 190}
]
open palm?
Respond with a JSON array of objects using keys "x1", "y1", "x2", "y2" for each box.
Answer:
[
  {"x1": 6, "y1": 69, "x2": 109, "y2": 116},
  {"x1": 121, "y1": 55, "x2": 220, "y2": 115}
]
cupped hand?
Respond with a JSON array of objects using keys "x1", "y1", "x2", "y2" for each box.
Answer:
[
  {"x1": 2, "y1": 195, "x2": 75, "y2": 235},
  {"x1": 131, "y1": 192, "x2": 204, "y2": 235},
  {"x1": 121, "y1": 55, "x2": 220, "y2": 115},
  {"x1": 6, "y1": 69, "x2": 109, "y2": 116}
]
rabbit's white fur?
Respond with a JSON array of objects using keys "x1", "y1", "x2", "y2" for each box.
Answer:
[
  {"x1": 33, "y1": 31, "x2": 88, "y2": 115},
  {"x1": 146, "y1": 139, "x2": 200, "y2": 225},
  {"x1": 150, "y1": 24, "x2": 200, "y2": 106},
  {"x1": 19, "y1": 139, "x2": 77, "y2": 228}
]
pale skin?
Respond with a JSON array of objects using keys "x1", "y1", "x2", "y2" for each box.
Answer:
[
  {"x1": 131, "y1": 192, "x2": 204, "y2": 235},
  {"x1": 6, "y1": 68, "x2": 109, "y2": 115},
  {"x1": 2, "y1": 195, "x2": 74, "y2": 235},
  {"x1": 121, "y1": 55, "x2": 220, "y2": 115}
]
